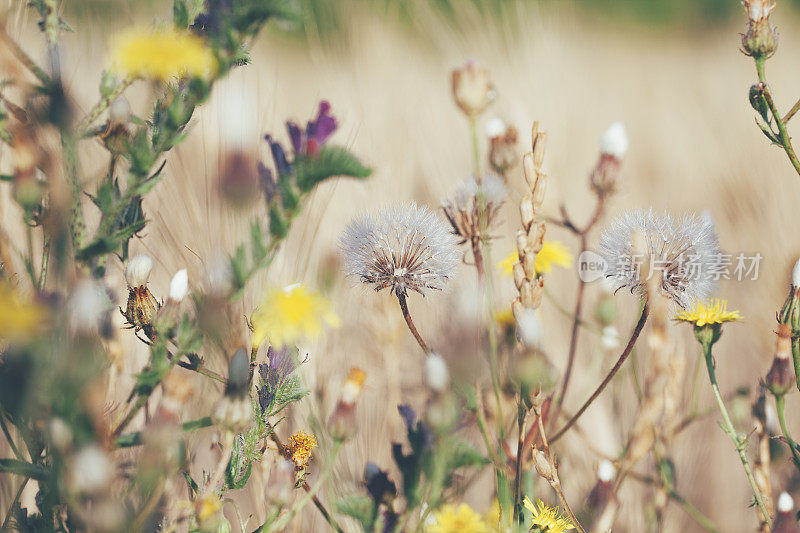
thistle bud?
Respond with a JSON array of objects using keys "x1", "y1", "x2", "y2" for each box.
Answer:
[
  {"x1": 123, "y1": 254, "x2": 159, "y2": 338},
  {"x1": 425, "y1": 353, "x2": 449, "y2": 393},
  {"x1": 778, "y1": 259, "x2": 800, "y2": 332},
  {"x1": 329, "y1": 367, "x2": 366, "y2": 441},
  {"x1": 169, "y1": 268, "x2": 189, "y2": 303},
  {"x1": 101, "y1": 98, "x2": 132, "y2": 155},
  {"x1": 451, "y1": 59, "x2": 495, "y2": 118},
  {"x1": 599, "y1": 122, "x2": 628, "y2": 159},
  {"x1": 741, "y1": 0, "x2": 779, "y2": 59},
  {"x1": 774, "y1": 492, "x2": 800, "y2": 533}
]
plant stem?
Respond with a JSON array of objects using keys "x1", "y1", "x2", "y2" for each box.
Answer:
[
  {"x1": 555, "y1": 233, "x2": 587, "y2": 412},
  {"x1": 628, "y1": 472, "x2": 720, "y2": 533},
  {"x1": 0, "y1": 459, "x2": 49, "y2": 480},
  {"x1": 1, "y1": 474, "x2": 30, "y2": 531},
  {"x1": 396, "y1": 292, "x2": 429, "y2": 354},
  {"x1": 792, "y1": 336, "x2": 800, "y2": 393},
  {"x1": 702, "y1": 341, "x2": 771, "y2": 526},
  {"x1": 38, "y1": 235, "x2": 50, "y2": 291},
  {"x1": 784, "y1": 95, "x2": 800, "y2": 123},
  {"x1": 551, "y1": 303, "x2": 649, "y2": 443},
  {"x1": 0, "y1": 414, "x2": 23, "y2": 461},
  {"x1": 775, "y1": 394, "x2": 800, "y2": 470},
  {"x1": 513, "y1": 387, "x2": 527, "y2": 524},
  {"x1": 116, "y1": 417, "x2": 213, "y2": 448},
  {"x1": 755, "y1": 58, "x2": 800, "y2": 179}
]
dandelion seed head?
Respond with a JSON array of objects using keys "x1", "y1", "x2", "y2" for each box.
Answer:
[
  {"x1": 597, "y1": 460, "x2": 616, "y2": 482},
  {"x1": 442, "y1": 176, "x2": 507, "y2": 245},
  {"x1": 599, "y1": 208, "x2": 721, "y2": 308},
  {"x1": 340, "y1": 202, "x2": 459, "y2": 297},
  {"x1": 485, "y1": 117, "x2": 506, "y2": 138}
]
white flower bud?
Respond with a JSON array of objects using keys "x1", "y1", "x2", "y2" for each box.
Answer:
[
  {"x1": 68, "y1": 445, "x2": 113, "y2": 494},
  {"x1": 598, "y1": 459, "x2": 616, "y2": 482},
  {"x1": 600, "y1": 122, "x2": 628, "y2": 159},
  {"x1": 485, "y1": 117, "x2": 506, "y2": 138},
  {"x1": 515, "y1": 308, "x2": 544, "y2": 350},
  {"x1": 169, "y1": 268, "x2": 189, "y2": 302},
  {"x1": 125, "y1": 254, "x2": 153, "y2": 288},
  {"x1": 108, "y1": 97, "x2": 131, "y2": 125},
  {"x1": 793, "y1": 258, "x2": 800, "y2": 288},
  {"x1": 425, "y1": 353, "x2": 449, "y2": 392},
  {"x1": 779, "y1": 491, "x2": 794, "y2": 513},
  {"x1": 68, "y1": 279, "x2": 110, "y2": 333}
]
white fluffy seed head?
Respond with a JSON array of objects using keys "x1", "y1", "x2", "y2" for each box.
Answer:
[
  {"x1": 69, "y1": 445, "x2": 113, "y2": 494},
  {"x1": 108, "y1": 97, "x2": 131, "y2": 125},
  {"x1": 169, "y1": 269, "x2": 189, "y2": 302},
  {"x1": 598, "y1": 459, "x2": 616, "y2": 482},
  {"x1": 485, "y1": 117, "x2": 506, "y2": 138},
  {"x1": 792, "y1": 258, "x2": 800, "y2": 288},
  {"x1": 340, "y1": 202, "x2": 460, "y2": 297},
  {"x1": 125, "y1": 254, "x2": 153, "y2": 288},
  {"x1": 425, "y1": 353, "x2": 449, "y2": 392},
  {"x1": 599, "y1": 208, "x2": 721, "y2": 309},
  {"x1": 68, "y1": 280, "x2": 110, "y2": 333},
  {"x1": 516, "y1": 308, "x2": 544, "y2": 350},
  {"x1": 778, "y1": 492, "x2": 794, "y2": 513},
  {"x1": 452, "y1": 174, "x2": 507, "y2": 209},
  {"x1": 600, "y1": 122, "x2": 628, "y2": 159}
]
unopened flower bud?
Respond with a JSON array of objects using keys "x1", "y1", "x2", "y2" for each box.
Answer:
[
  {"x1": 108, "y1": 97, "x2": 131, "y2": 126},
  {"x1": 532, "y1": 449, "x2": 555, "y2": 482},
  {"x1": 766, "y1": 324, "x2": 795, "y2": 397},
  {"x1": 425, "y1": 353, "x2": 449, "y2": 392},
  {"x1": 741, "y1": 0, "x2": 779, "y2": 59},
  {"x1": 265, "y1": 459, "x2": 296, "y2": 506},
  {"x1": 588, "y1": 460, "x2": 617, "y2": 510},
  {"x1": 451, "y1": 59, "x2": 495, "y2": 118},
  {"x1": 774, "y1": 491, "x2": 800, "y2": 533},
  {"x1": 329, "y1": 367, "x2": 366, "y2": 441},
  {"x1": 489, "y1": 124, "x2": 518, "y2": 176},
  {"x1": 599, "y1": 122, "x2": 628, "y2": 159},
  {"x1": 125, "y1": 254, "x2": 153, "y2": 288}
]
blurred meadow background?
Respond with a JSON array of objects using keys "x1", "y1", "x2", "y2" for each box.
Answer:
[{"x1": 4, "y1": 0, "x2": 800, "y2": 531}]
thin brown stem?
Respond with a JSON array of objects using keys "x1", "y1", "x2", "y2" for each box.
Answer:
[
  {"x1": 513, "y1": 387, "x2": 528, "y2": 524},
  {"x1": 551, "y1": 303, "x2": 649, "y2": 443},
  {"x1": 397, "y1": 292, "x2": 429, "y2": 354},
  {"x1": 784, "y1": 95, "x2": 800, "y2": 124},
  {"x1": 470, "y1": 235, "x2": 485, "y2": 279}
]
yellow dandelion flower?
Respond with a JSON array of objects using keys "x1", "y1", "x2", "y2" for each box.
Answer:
[
  {"x1": 427, "y1": 503, "x2": 491, "y2": 533},
  {"x1": 673, "y1": 298, "x2": 742, "y2": 327},
  {"x1": 524, "y1": 498, "x2": 575, "y2": 533},
  {"x1": 288, "y1": 430, "x2": 317, "y2": 469},
  {"x1": 111, "y1": 28, "x2": 216, "y2": 81},
  {"x1": 495, "y1": 307, "x2": 515, "y2": 328},
  {"x1": 250, "y1": 283, "x2": 340, "y2": 348},
  {"x1": 0, "y1": 282, "x2": 46, "y2": 340},
  {"x1": 498, "y1": 242, "x2": 573, "y2": 277},
  {"x1": 196, "y1": 494, "x2": 223, "y2": 523}
]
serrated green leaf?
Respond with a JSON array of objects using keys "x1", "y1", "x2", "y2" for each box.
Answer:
[{"x1": 294, "y1": 145, "x2": 372, "y2": 192}]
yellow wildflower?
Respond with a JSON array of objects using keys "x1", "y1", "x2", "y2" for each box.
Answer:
[
  {"x1": 498, "y1": 242, "x2": 573, "y2": 277},
  {"x1": 287, "y1": 430, "x2": 317, "y2": 469},
  {"x1": 524, "y1": 498, "x2": 575, "y2": 533},
  {"x1": 427, "y1": 503, "x2": 491, "y2": 533},
  {"x1": 495, "y1": 307, "x2": 515, "y2": 329},
  {"x1": 111, "y1": 28, "x2": 216, "y2": 81},
  {"x1": 196, "y1": 494, "x2": 223, "y2": 523},
  {"x1": 673, "y1": 298, "x2": 742, "y2": 327},
  {"x1": 0, "y1": 282, "x2": 45, "y2": 340},
  {"x1": 250, "y1": 283, "x2": 340, "y2": 348}
]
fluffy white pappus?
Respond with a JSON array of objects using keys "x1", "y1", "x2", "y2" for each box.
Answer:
[
  {"x1": 68, "y1": 280, "x2": 110, "y2": 333},
  {"x1": 778, "y1": 492, "x2": 794, "y2": 513},
  {"x1": 124, "y1": 254, "x2": 153, "y2": 288},
  {"x1": 451, "y1": 174, "x2": 507, "y2": 209},
  {"x1": 169, "y1": 269, "x2": 189, "y2": 302},
  {"x1": 793, "y1": 258, "x2": 800, "y2": 288},
  {"x1": 600, "y1": 122, "x2": 628, "y2": 159},
  {"x1": 485, "y1": 117, "x2": 506, "y2": 138},
  {"x1": 69, "y1": 445, "x2": 113, "y2": 494},
  {"x1": 425, "y1": 353, "x2": 449, "y2": 392},
  {"x1": 516, "y1": 308, "x2": 544, "y2": 350},
  {"x1": 600, "y1": 325, "x2": 621, "y2": 351},
  {"x1": 597, "y1": 459, "x2": 616, "y2": 482},
  {"x1": 598, "y1": 208, "x2": 721, "y2": 308},
  {"x1": 339, "y1": 202, "x2": 460, "y2": 297},
  {"x1": 108, "y1": 97, "x2": 131, "y2": 125}
]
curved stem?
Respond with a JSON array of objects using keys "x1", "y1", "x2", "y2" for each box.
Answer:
[
  {"x1": 776, "y1": 395, "x2": 800, "y2": 470},
  {"x1": 792, "y1": 336, "x2": 800, "y2": 393},
  {"x1": 396, "y1": 293, "x2": 429, "y2": 354},
  {"x1": 551, "y1": 303, "x2": 649, "y2": 443},
  {"x1": 702, "y1": 341, "x2": 771, "y2": 526},
  {"x1": 755, "y1": 58, "x2": 800, "y2": 178}
]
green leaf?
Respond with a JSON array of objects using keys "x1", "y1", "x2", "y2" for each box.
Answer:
[
  {"x1": 174, "y1": 0, "x2": 190, "y2": 28},
  {"x1": 250, "y1": 221, "x2": 268, "y2": 263},
  {"x1": 294, "y1": 146, "x2": 372, "y2": 192},
  {"x1": 447, "y1": 441, "x2": 489, "y2": 470}
]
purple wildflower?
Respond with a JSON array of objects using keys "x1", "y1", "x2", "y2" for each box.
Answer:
[{"x1": 257, "y1": 345, "x2": 297, "y2": 412}]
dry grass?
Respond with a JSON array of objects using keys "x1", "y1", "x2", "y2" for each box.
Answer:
[{"x1": 5, "y1": 1, "x2": 800, "y2": 531}]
